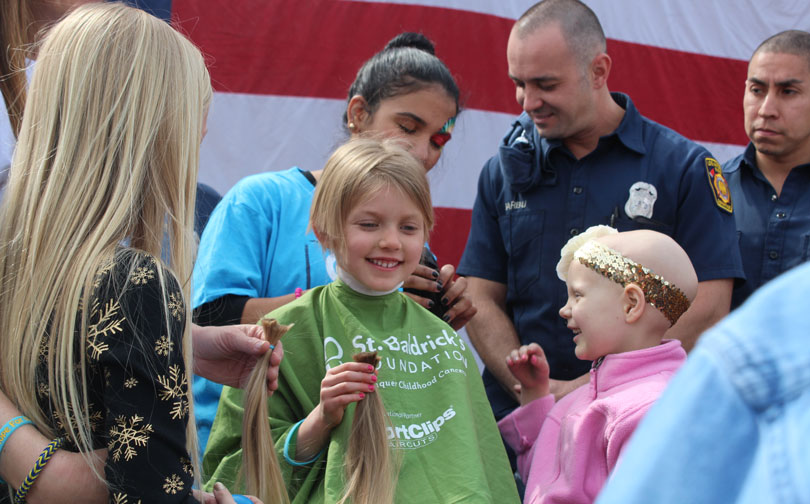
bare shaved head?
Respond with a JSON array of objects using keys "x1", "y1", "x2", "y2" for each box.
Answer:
[
  {"x1": 753, "y1": 29, "x2": 810, "y2": 70},
  {"x1": 514, "y1": 0, "x2": 606, "y2": 69},
  {"x1": 597, "y1": 230, "x2": 698, "y2": 304}
]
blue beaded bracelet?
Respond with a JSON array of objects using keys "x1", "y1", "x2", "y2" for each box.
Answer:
[
  {"x1": 0, "y1": 416, "x2": 33, "y2": 484},
  {"x1": 283, "y1": 419, "x2": 324, "y2": 466},
  {"x1": 14, "y1": 437, "x2": 64, "y2": 503}
]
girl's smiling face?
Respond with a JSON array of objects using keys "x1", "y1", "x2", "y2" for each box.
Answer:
[
  {"x1": 558, "y1": 261, "x2": 629, "y2": 361},
  {"x1": 340, "y1": 185, "x2": 426, "y2": 292}
]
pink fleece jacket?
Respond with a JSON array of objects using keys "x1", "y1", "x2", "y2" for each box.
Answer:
[{"x1": 498, "y1": 339, "x2": 686, "y2": 504}]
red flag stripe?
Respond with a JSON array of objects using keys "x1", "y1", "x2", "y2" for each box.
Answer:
[
  {"x1": 172, "y1": 0, "x2": 748, "y2": 147},
  {"x1": 431, "y1": 207, "x2": 472, "y2": 270}
]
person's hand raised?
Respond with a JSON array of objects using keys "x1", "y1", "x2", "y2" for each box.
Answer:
[{"x1": 506, "y1": 343, "x2": 550, "y2": 405}]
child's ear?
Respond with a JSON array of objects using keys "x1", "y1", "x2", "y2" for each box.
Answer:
[
  {"x1": 313, "y1": 227, "x2": 331, "y2": 250},
  {"x1": 623, "y1": 284, "x2": 645, "y2": 324}
]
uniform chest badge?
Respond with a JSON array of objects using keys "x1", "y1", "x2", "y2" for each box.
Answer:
[
  {"x1": 625, "y1": 181, "x2": 658, "y2": 220},
  {"x1": 705, "y1": 157, "x2": 733, "y2": 213}
]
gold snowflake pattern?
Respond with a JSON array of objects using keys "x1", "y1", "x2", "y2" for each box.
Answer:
[
  {"x1": 93, "y1": 261, "x2": 115, "y2": 288},
  {"x1": 130, "y1": 266, "x2": 155, "y2": 286},
  {"x1": 37, "y1": 383, "x2": 49, "y2": 398},
  {"x1": 157, "y1": 365, "x2": 189, "y2": 419},
  {"x1": 163, "y1": 473, "x2": 184, "y2": 495},
  {"x1": 154, "y1": 335, "x2": 174, "y2": 357},
  {"x1": 88, "y1": 408, "x2": 104, "y2": 433},
  {"x1": 167, "y1": 292, "x2": 184, "y2": 321},
  {"x1": 124, "y1": 377, "x2": 138, "y2": 389},
  {"x1": 53, "y1": 404, "x2": 104, "y2": 435},
  {"x1": 108, "y1": 414, "x2": 153, "y2": 462},
  {"x1": 180, "y1": 457, "x2": 194, "y2": 477},
  {"x1": 53, "y1": 410, "x2": 73, "y2": 434},
  {"x1": 86, "y1": 298, "x2": 126, "y2": 360},
  {"x1": 112, "y1": 493, "x2": 142, "y2": 504}
]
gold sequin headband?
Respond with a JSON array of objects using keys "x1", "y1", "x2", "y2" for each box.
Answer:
[{"x1": 574, "y1": 240, "x2": 691, "y2": 326}]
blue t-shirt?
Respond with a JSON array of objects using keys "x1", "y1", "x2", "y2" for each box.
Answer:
[
  {"x1": 193, "y1": 167, "x2": 335, "y2": 308},
  {"x1": 191, "y1": 167, "x2": 335, "y2": 452},
  {"x1": 724, "y1": 143, "x2": 810, "y2": 310},
  {"x1": 458, "y1": 93, "x2": 744, "y2": 418}
]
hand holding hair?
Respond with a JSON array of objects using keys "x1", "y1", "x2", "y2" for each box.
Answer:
[
  {"x1": 191, "y1": 323, "x2": 284, "y2": 391},
  {"x1": 316, "y1": 359, "x2": 378, "y2": 428},
  {"x1": 293, "y1": 354, "x2": 379, "y2": 465}
]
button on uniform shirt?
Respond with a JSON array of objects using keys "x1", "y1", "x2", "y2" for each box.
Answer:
[{"x1": 724, "y1": 143, "x2": 810, "y2": 310}]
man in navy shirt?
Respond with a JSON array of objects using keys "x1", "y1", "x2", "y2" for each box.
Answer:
[
  {"x1": 725, "y1": 30, "x2": 810, "y2": 310},
  {"x1": 458, "y1": 0, "x2": 744, "y2": 420}
]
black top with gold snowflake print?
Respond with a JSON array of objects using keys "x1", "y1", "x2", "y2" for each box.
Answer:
[{"x1": 35, "y1": 250, "x2": 198, "y2": 503}]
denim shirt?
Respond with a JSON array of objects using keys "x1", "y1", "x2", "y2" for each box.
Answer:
[
  {"x1": 725, "y1": 143, "x2": 810, "y2": 310},
  {"x1": 597, "y1": 261, "x2": 810, "y2": 504}
]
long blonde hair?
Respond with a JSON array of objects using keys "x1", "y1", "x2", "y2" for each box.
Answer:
[
  {"x1": 338, "y1": 352, "x2": 396, "y2": 504},
  {"x1": 0, "y1": 1, "x2": 211, "y2": 482},
  {"x1": 241, "y1": 318, "x2": 291, "y2": 504}
]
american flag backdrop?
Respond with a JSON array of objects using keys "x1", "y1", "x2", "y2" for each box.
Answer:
[{"x1": 132, "y1": 0, "x2": 810, "y2": 269}]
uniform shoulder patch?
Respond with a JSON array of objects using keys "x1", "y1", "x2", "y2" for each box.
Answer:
[{"x1": 705, "y1": 157, "x2": 733, "y2": 213}]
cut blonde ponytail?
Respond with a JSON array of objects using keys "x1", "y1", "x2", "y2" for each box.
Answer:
[
  {"x1": 241, "y1": 318, "x2": 291, "y2": 504},
  {"x1": 337, "y1": 352, "x2": 397, "y2": 504}
]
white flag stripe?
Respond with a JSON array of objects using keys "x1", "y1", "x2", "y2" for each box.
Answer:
[{"x1": 350, "y1": 0, "x2": 810, "y2": 61}]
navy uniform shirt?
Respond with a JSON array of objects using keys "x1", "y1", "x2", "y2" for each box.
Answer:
[
  {"x1": 725, "y1": 143, "x2": 810, "y2": 310},
  {"x1": 459, "y1": 93, "x2": 744, "y2": 418}
]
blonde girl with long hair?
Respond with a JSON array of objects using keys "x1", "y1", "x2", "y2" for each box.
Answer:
[
  {"x1": 0, "y1": 3, "x2": 262, "y2": 503},
  {"x1": 204, "y1": 138, "x2": 520, "y2": 503}
]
